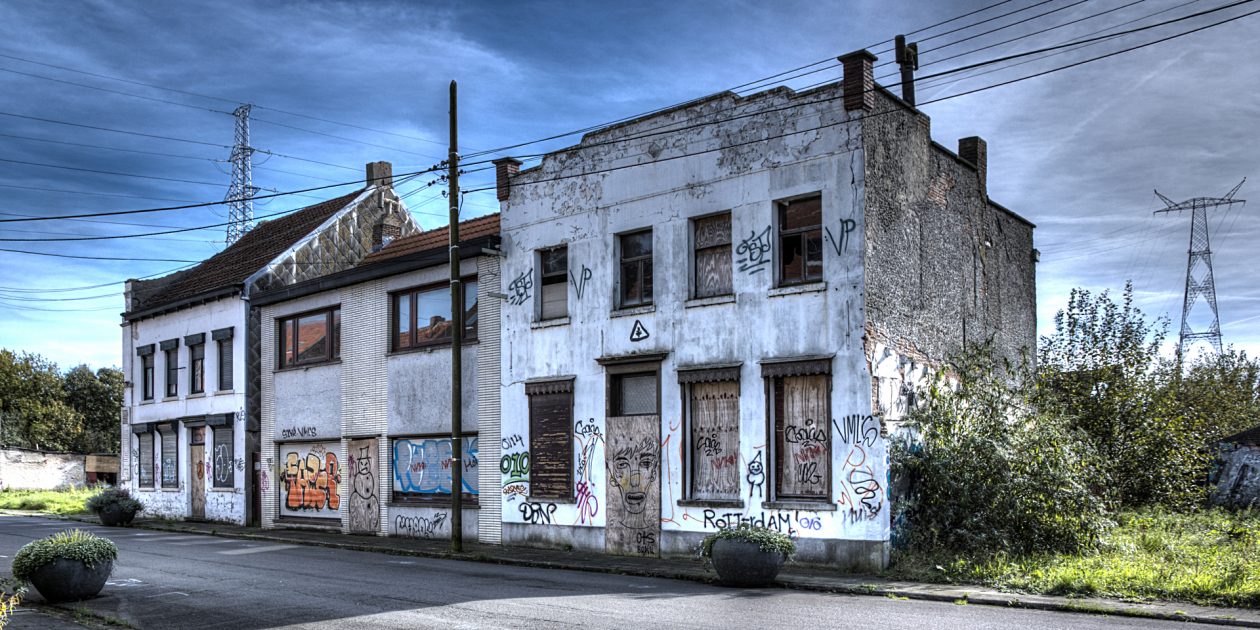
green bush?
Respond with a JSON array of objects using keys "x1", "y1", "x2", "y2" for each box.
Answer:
[
  {"x1": 700, "y1": 523, "x2": 796, "y2": 558},
  {"x1": 894, "y1": 349, "x2": 1111, "y2": 555},
  {"x1": 11, "y1": 529, "x2": 116, "y2": 582},
  {"x1": 85, "y1": 488, "x2": 143, "y2": 515}
]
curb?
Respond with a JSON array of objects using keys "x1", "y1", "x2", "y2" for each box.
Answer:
[{"x1": 19, "y1": 511, "x2": 1260, "y2": 629}]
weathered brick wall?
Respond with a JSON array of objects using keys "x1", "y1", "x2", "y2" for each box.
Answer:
[{"x1": 861, "y1": 90, "x2": 1036, "y2": 383}]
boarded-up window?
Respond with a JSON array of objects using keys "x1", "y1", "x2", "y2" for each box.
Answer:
[
  {"x1": 539, "y1": 246, "x2": 568, "y2": 320},
  {"x1": 138, "y1": 432, "x2": 154, "y2": 488},
  {"x1": 217, "y1": 339, "x2": 233, "y2": 391},
  {"x1": 693, "y1": 213, "x2": 732, "y2": 298},
  {"x1": 773, "y1": 374, "x2": 830, "y2": 500},
  {"x1": 528, "y1": 386, "x2": 573, "y2": 500},
  {"x1": 159, "y1": 426, "x2": 178, "y2": 489},
  {"x1": 778, "y1": 195, "x2": 823, "y2": 286},
  {"x1": 688, "y1": 380, "x2": 740, "y2": 500},
  {"x1": 391, "y1": 435, "x2": 479, "y2": 498},
  {"x1": 619, "y1": 229, "x2": 653, "y2": 307},
  {"x1": 212, "y1": 425, "x2": 234, "y2": 488}
]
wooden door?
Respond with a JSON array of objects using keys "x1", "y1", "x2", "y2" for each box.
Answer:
[
  {"x1": 189, "y1": 443, "x2": 205, "y2": 519},
  {"x1": 347, "y1": 438, "x2": 380, "y2": 534},
  {"x1": 605, "y1": 415, "x2": 660, "y2": 557}
]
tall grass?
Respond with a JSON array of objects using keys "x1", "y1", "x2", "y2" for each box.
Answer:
[
  {"x1": 888, "y1": 508, "x2": 1260, "y2": 608},
  {"x1": 0, "y1": 487, "x2": 95, "y2": 515}
]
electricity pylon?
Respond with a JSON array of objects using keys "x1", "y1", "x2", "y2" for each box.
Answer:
[
  {"x1": 1154, "y1": 178, "x2": 1246, "y2": 361},
  {"x1": 225, "y1": 104, "x2": 258, "y2": 245}
]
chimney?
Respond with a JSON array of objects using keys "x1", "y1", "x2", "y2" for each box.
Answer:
[
  {"x1": 838, "y1": 49, "x2": 878, "y2": 112},
  {"x1": 371, "y1": 213, "x2": 403, "y2": 252},
  {"x1": 366, "y1": 161, "x2": 393, "y2": 188},
  {"x1": 958, "y1": 137, "x2": 987, "y2": 196},
  {"x1": 493, "y1": 157, "x2": 522, "y2": 202}
]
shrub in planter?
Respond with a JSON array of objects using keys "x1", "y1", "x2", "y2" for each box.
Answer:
[
  {"x1": 86, "y1": 488, "x2": 143, "y2": 526},
  {"x1": 700, "y1": 524, "x2": 795, "y2": 586},
  {"x1": 12, "y1": 529, "x2": 116, "y2": 602}
]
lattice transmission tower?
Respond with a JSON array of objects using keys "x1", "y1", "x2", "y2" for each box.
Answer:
[
  {"x1": 225, "y1": 104, "x2": 258, "y2": 245},
  {"x1": 1154, "y1": 178, "x2": 1246, "y2": 361}
]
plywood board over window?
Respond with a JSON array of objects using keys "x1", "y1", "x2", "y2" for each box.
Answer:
[
  {"x1": 693, "y1": 213, "x2": 732, "y2": 298},
  {"x1": 689, "y1": 381, "x2": 740, "y2": 500},
  {"x1": 773, "y1": 374, "x2": 830, "y2": 500}
]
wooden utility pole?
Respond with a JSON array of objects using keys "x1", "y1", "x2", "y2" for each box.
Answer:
[{"x1": 448, "y1": 79, "x2": 463, "y2": 552}]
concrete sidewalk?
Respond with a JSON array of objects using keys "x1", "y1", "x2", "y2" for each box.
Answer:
[{"x1": 32, "y1": 512, "x2": 1260, "y2": 628}]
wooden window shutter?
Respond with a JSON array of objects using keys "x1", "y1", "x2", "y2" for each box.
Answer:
[{"x1": 528, "y1": 390, "x2": 573, "y2": 500}]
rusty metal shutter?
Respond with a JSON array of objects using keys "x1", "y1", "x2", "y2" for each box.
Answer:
[
  {"x1": 218, "y1": 339, "x2": 233, "y2": 391},
  {"x1": 529, "y1": 390, "x2": 572, "y2": 500}
]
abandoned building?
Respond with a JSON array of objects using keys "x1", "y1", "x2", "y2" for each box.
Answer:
[
  {"x1": 1214, "y1": 424, "x2": 1260, "y2": 509},
  {"x1": 119, "y1": 162, "x2": 418, "y2": 525},
  {"x1": 252, "y1": 214, "x2": 502, "y2": 540},
  {"x1": 491, "y1": 49, "x2": 1036, "y2": 570}
]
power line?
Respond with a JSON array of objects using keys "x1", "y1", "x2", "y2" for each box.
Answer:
[
  {"x1": 0, "y1": 262, "x2": 199, "y2": 294},
  {"x1": 0, "y1": 65, "x2": 228, "y2": 116},
  {"x1": 0, "y1": 157, "x2": 225, "y2": 187},
  {"x1": 0, "y1": 110, "x2": 228, "y2": 148},
  {"x1": 0, "y1": 183, "x2": 201, "y2": 204},
  {"x1": 249, "y1": 115, "x2": 444, "y2": 160}
]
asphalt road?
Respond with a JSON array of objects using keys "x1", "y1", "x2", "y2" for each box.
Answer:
[{"x1": 0, "y1": 516, "x2": 1226, "y2": 629}]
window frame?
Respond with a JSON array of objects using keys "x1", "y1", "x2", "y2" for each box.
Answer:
[
  {"x1": 766, "y1": 370, "x2": 833, "y2": 502},
  {"x1": 608, "y1": 370, "x2": 661, "y2": 417},
  {"x1": 159, "y1": 424, "x2": 179, "y2": 489},
  {"x1": 137, "y1": 432, "x2": 155, "y2": 488},
  {"x1": 189, "y1": 343, "x2": 205, "y2": 395},
  {"x1": 164, "y1": 347, "x2": 178, "y2": 398},
  {"x1": 692, "y1": 212, "x2": 733, "y2": 299},
  {"x1": 217, "y1": 338, "x2": 233, "y2": 391},
  {"x1": 526, "y1": 381, "x2": 575, "y2": 501},
  {"x1": 776, "y1": 194, "x2": 824, "y2": 287},
  {"x1": 276, "y1": 305, "x2": 341, "y2": 369},
  {"x1": 617, "y1": 229, "x2": 653, "y2": 308},
  {"x1": 141, "y1": 353, "x2": 154, "y2": 401},
  {"x1": 537, "y1": 245, "x2": 569, "y2": 321},
  {"x1": 390, "y1": 277, "x2": 478, "y2": 352},
  {"x1": 389, "y1": 432, "x2": 480, "y2": 504}
]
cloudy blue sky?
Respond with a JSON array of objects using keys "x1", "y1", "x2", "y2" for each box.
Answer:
[{"x1": 0, "y1": 0, "x2": 1257, "y2": 369}]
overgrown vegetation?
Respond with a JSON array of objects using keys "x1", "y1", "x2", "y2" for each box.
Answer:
[
  {"x1": 0, "y1": 350, "x2": 123, "y2": 453},
  {"x1": 11, "y1": 529, "x2": 117, "y2": 583},
  {"x1": 700, "y1": 523, "x2": 796, "y2": 558},
  {"x1": 0, "y1": 488, "x2": 94, "y2": 515},
  {"x1": 887, "y1": 508, "x2": 1260, "y2": 608},
  {"x1": 85, "y1": 488, "x2": 142, "y2": 516},
  {"x1": 891, "y1": 283, "x2": 1260, "y2": 605}
]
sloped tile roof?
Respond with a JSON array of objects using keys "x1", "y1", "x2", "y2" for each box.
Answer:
[
  {"x1": 127, "y1": 189, "x2": 364, "y2": 314},
  {"x1": 1223, "y1": 424, "x2": 1260, "y2": 446},
  {"x1": 358, "y1": 213, "x2": 499, "y2": 266}
]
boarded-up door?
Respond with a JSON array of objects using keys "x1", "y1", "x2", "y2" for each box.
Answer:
[
  {"x1": 347, "y1": 438, "x2": 380, "y2": 534},
  {"x1": 189, "y1": 442, "x2": 205, "y2": 519},
  {"x1": 605, "y1": 415, "x2": 660, "y2": 557}
]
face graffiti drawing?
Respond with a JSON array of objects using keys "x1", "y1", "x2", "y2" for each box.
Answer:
[{"x1": 608, "y1": 436, "x2": 658, "y2": 521}]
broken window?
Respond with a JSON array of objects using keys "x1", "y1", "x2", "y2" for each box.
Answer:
[
  {"x1": 526, "y1": 381, "x2": 574, "y2": 500},
  {"x1": 778, "y1": 195, "x2": 823, "y2": 285},
  {"x1": 767, "y1": 364, "x2": 831, "y2": 500},
  {"x1": 693, "y1": 213, "x2": 732, "y2": 298},
  {"x1": 189, "y1": 342, "x2": 205, "y2": 395},
  {"x1": 138, "y1": 432, "x2": 154, "y2": 488},
  {"x1": 278, "y1": 307, "x2": 340, "y2": 367},
  {"x1": 619, "y1": 229, "x2": 653, "y2": 308},
  {"x1": 684, "y1": 373, "x2": 740, "y2": 500},
  {"x1": 392, "y1": 280, "x2": 478, "y2": 350},
  {"x1": 538, "y1": 246, "x2": 568, "y2": 320}
]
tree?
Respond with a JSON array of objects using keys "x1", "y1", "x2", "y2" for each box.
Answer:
[
  {"x1": 63, "y1": 365, "x2": 123, "y2": 453},
  {"x1": 0, "y1": 350, "x2": 84, "y2": 451}
]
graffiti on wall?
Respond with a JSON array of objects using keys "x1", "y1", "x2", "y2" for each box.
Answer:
[
  {"x1": 280, "y1": 442, "x2": 341, "y2": 518},
  {"x1": 507, "y1": 268, "x2": 533, "y2": 306},
  {"x1": 746, "y1": 450, "x2": 765, "y2": 499},
  {"x1": 823, "y1": 218, "x2": 857, "y2": 256},
  {"x1": 395, "y1": 513, "x2": 447, "y2": 538},
  {"x1": 690, "y1": 382, "x2": 740, "y2": 499},
  {"x1": 518, "y1": 501, "x2": 557, "y2": 524},
  {"x1": 574, "y1": 418, "x2": 603, "y2": 525},
  {"x1": 605, "y1": 416, "x2": 660, "y2": 557},
  {"x1": 280, "y1": 426, "x2": 318, "y2": 440},
  {"x1": 834, "y1": 414, "x2": 884, "y2": 522},
  {"x1": 392, "y1": 437, "x2": 479, "y2": 496},
  {"x1": 500, "y1": 432, "x2": 529, "y2": 503},
  {"x1": 347, "y1": 439, "x2": 379, "y2": 533},
  {"x1": 735, "y1": 226, "x2": 772, "y2": 274},
  {"x1": 569, "y1": 264, "x2": 592, "y2": 300},
  {"x1": 629, "y1": 320, "x2": 650, "y2": 342}
]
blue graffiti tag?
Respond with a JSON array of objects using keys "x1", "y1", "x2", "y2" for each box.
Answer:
[{"x1": 392, "y1": 437, "x2": 479, "y2": 495}]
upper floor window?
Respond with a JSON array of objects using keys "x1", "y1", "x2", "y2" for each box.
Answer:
[
  {"x1": 163, "y1": 343, "x2": 179, "y2": 398},
  {"x1": 693, "y1": 213, "x2": 732, "y2": 298},
  {"x1": 279, "y1": 307, "x2": 340, "y2": 368},
  {"x1": 619, "y1": 229, "x2": 653, "y2": 308},
  {"x1": 538, "y1": 246, "x2": 568, "y2": 320},
  {"x1": 778, "y1": 195, "x2": 823, "y2": 285},
  {"x1": 392, "y1": 280, "x2": 477, "y2": 351},
  {"x1": 189, "y1": 342, "x2": 205, "y2": 395},
  {"x1": 139, "y1": 348, "x2": 155, "y2": 401},
  {"x1": 217, "y1": 339, "x2": 233, "y2": 391}
]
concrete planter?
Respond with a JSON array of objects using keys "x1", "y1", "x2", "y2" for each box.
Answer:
[
  {"x1": 97, "y1": 504, "x2": 137, "y2": 527},
  {"x1": 29, "y1": 558, "x2": 112, "y2": 603},
  {"x1": 710, "y1": 538, "x2": 786, "y2": 587}
]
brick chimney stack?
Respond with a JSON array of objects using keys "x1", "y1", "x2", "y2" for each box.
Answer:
[
  {"x1": 958, "y1": 137, "x2": 987, "y2": 196},
  {"x1": 838, "y1": 49, "x2": 878, "y2": 112},
  {"x1": 366, "y1": 161, "x2": 393, "y2": 188},
  {"x1": 371, "y1": 213, "x2": 402, "y2": 252},
  {"x1": 493, "y1": 157, "x2": 523, "y2": 202}
]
